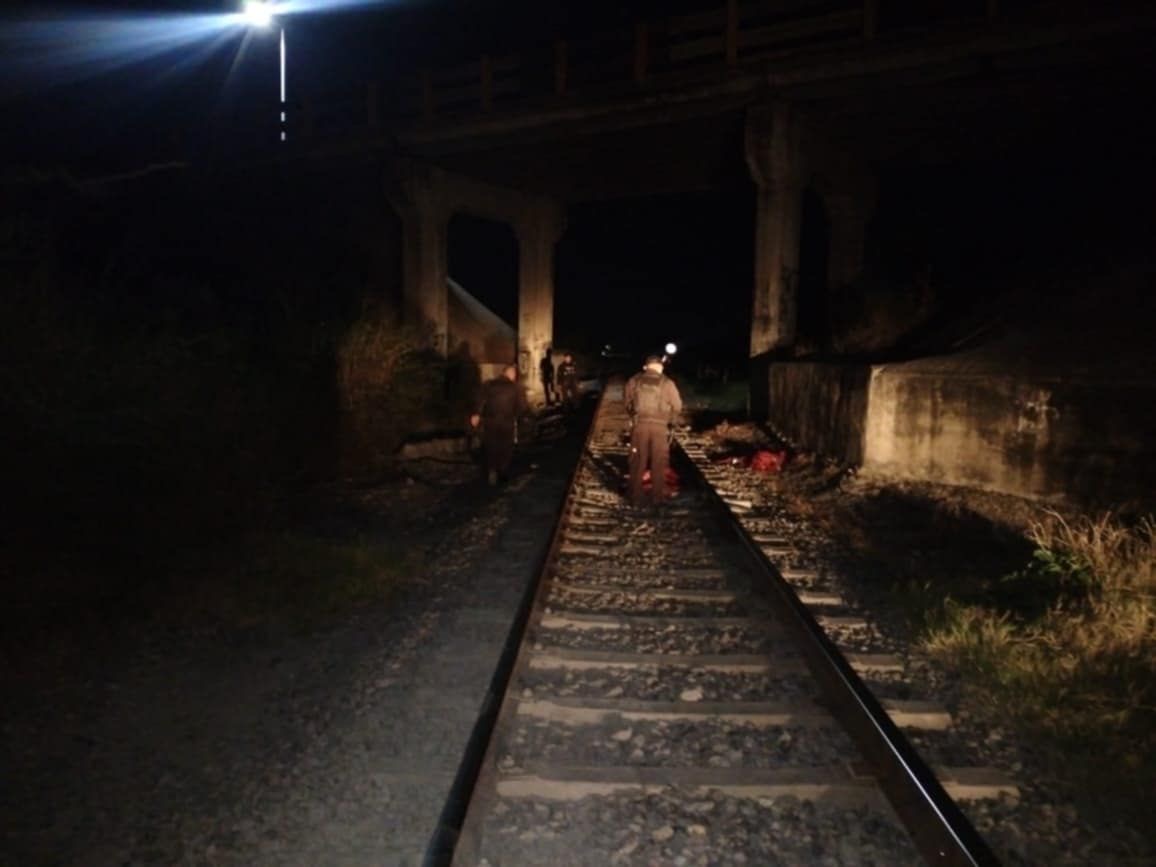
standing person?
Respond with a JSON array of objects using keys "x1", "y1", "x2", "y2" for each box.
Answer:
[
  {"x1": 557, "y1": 352, "x2": 580, "y2": 410},
  {"x1": 470, "y1": 364, "x2": 528, "y2": 486},
  {"x1": 539, "y1": 348, "x2": 556, "y2": 407},
  {"x1": 624, "y1": 355, "x2": 683, "y2": 507}
]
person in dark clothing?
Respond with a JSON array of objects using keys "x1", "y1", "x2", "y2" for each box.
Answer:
[
  {"x1": 539, "y1": 348, "x2": 556, "y2": 406},
  {"x1": 557, "y1": 352, "x2": 580, "y2": 410},
  {"x1": 624, "y1": 354, "x2": 683, "y2": 507},
  {"x1": 470, "y1": 364, "x2": 528, "y2": 485}
]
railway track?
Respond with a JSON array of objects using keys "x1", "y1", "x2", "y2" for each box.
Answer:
[{"x1": 427, "y1": 380, "x2": 1013, "y2": 866}]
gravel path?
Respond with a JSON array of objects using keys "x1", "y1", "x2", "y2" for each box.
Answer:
[
  {"x1": 679, "y1": 417, "x2": 1156, "y2": 866},
  {"x1": 479, "y1": 791, "x2": 920, "y2": 867},
  {"x1": 1, "y1": 424, "x2": 585, "y2": 867},
  {"x1": 466, "y1": 388, "x2": 929, "y2": 867}
]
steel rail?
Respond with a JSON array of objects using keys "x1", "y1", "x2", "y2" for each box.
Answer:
[
  {"x1": 421, "y1": 384, "x2": 609, "y2": 867},
  {"x1": 424, "y1": 378, "x2": 1002, "y2": 866},
  {"x1": 672, "y1": 441, "x2": 1002, "y2": 867}
]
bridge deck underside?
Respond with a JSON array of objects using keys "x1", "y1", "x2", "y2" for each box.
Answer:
[{"x1": 395, "y1": 26, "x2": 1151, "y2": 204}]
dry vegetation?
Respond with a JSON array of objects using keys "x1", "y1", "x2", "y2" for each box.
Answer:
[
  {"x1": 694, "y1": 408, "x2": 1155, "y2": 845},
  {"x1": 922, "y1": 512, "x2": 1156, "y2": 826},
  {"x1": 1, "y1": 277, "x2": 456, "y2": 641},
  {"x1": 336, "y1": 304, "x2": 452, "y2": 475}
]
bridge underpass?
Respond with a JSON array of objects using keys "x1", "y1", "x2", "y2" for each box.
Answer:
[
  {"x1": 4, "y1": 5, "x2": 1156, "y2": 863},
  {"x1": 180, "y1": 0, "x2": 1152, "y2": 506}
]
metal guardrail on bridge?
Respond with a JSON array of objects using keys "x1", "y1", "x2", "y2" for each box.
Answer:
[{"x1": 270, "y1": 0, "x2": 1109, "y2": 146}]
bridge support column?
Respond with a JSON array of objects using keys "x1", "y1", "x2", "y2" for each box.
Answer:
[
  {"x1": 746, "y1": 102, "x2": 803, "y2": 358},
  {"x1": 825, "y1": 176, "x2": 877, "y2": 290},
  {"x1": 388, "y1": 163, "x2": 449, "y2": 355},
  {"x1": 516, "y1": 204, "x2": 566, "y2": 407}
]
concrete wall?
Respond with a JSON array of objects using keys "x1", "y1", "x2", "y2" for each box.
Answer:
[
  {"x1": 863, "y1": 362, "x2": 1156, "y2": 506},
  {"x1": 765, "y1": 357, "x2": 1156, "y2": 508},
  {"x1": 768, "y1": 363, "x2": 871, "y2": 465}
]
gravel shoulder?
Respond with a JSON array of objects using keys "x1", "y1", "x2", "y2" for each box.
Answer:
[
  {"x1": 6, "y1": 398, "x2": 1150, "y2": 866},
  {"x1": 1, "y1": 421, "x2": 587, "y2": 867},
  {"x1": 681, "y1": 413, "x2": 1155, "y2": 865}
]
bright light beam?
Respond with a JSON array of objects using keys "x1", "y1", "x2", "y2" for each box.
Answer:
[
  {"x1": 280, "y1": 27, "x2": 287, "y2": 141},
  {"x1": 271, "y1": 0, "x2": 404, "y2": 15},
  {"x1": 0, "y1": 0, "x2": 398, "y2": 121},
  {"x1": 243, "y1": 1, "x2": 274, "y2": 29},
  {"x1": 1, "y1": 13, "x2": 233, "y2": 89},
  {"x1": 1, "y1": 0, "x2": 400, "y2": 91}
]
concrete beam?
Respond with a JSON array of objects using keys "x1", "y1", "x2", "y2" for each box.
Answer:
[
  {"x1": 746, "y1": 102, "x2": 803, "y2": 358},
  {"x1": 825, "y1": 184, "x2": 875, "y2": 290},
  {"x1": 390, "y1": 9, "x2": 1156, "y2": 157},
  {"x1": 387, "y1": 158, "x2": 564, "y2": 372},
  {"x1": 806, "y1": 139, "x2": 878, "y2": 291},
  {"x1": 516, "y1": 204, "x2": 565, "y2": 406},
  {"x1": 386, "y1": 161, "x2": 449, "y2": 354}
]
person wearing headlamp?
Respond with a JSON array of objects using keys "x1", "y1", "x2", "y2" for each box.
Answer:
[{"x1": 624, "y1": 354, "x2": 683, "y2": 508}]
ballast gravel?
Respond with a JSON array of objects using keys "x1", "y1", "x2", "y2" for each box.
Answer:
[
  {"x1": 505, "y1": 718, "x2": 861, "y2": 768},
  {"x1": 537, "y1": 623, "x2": 784, "y2": 654},
  {"x1": 521, "y1": 668, "x2": 818, "y2": 702},
  {"x1": 477, "y1": 790, "x2": 922, "y2": 867},
  {"x1": 547, "y1": 589, "x2": 745, "y2": 617},
  {"x1": 679, "y1": 420, "x2": 1156, "y2": 866},
  {"x1": 552, "y1": 568, "x2": 729, "y2": 592},
  {"x1": 2, "y1": 431, "x2": 582, "y2": 867}
]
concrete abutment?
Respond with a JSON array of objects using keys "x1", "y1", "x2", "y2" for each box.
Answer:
[
  {"x1": 744, "y1": 102, "x2": 879, "y2": 415},
  {"x1": 387, "y1": 159, "x2": 564, "y2": 404},
  {"x1": 746, "y1": 102, "x2": 803, "y2": 360},
  {"x1": 516, "y1": 207, "x2": 565, "y2": 405},
  {"x1": 763, "y1": 359, "x2": 1156, "y2": 508}
]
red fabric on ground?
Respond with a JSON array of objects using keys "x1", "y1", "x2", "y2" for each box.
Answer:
[
  {"x1": 639, "y1": 467, "x2": 680, "y2": 496},
  {"x1": 750, "y1": 449, "x2": 787, "y2": 472}
]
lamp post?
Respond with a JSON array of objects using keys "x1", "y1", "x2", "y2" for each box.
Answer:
[
  {"x1": 241, "y1": 0, "x2": 285, "y2": 141},
  {"x1": 279, "y1": 25, "x2": 286, "y2": 141}
]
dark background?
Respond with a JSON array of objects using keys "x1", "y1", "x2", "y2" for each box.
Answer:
[
  {"x1": 4, "y1": 0, "x2": 1155, "y2": 361},
  {"x1": 1, "y1": 0, "x2": 1154, "y2": 635}
]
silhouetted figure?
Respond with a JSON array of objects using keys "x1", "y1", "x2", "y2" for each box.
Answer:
[
  {"x1": 557, "y1": 352, "x2": 580, "y2": 410},
  {"x1": 539, "y1": 348, "x2": 557, "y2": 406},
  {"x1": 624, "y1": 355, "x2": 683, "y2": 507},
  {"x1": 447, "y1": 340, "x2": 483, "y2": 429},
  {"x1": 470, "y1": 364, "x2": 528, "y2": 486}
]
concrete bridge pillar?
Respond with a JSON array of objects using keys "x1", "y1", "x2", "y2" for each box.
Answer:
[
  {"x1": 388, "y1": 162, "x2": 449, "y2": 354},
  {"x1": 824, "y1": 175, "x2": 877, "y2": 290},
  {"x1": 516, "y1": 204, "x2": 566, "y2": 406},
  {"x1": 746, "y1": 102, "x2": 804, "y2": 358}
]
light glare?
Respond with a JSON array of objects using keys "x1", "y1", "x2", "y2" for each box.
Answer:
[
  {"x1": 1, "y1": 0, "x2": 402, "y2": 100},
  {"x1": 243, "y1": 1, "x2": 274, "y2": 28},
  {"x1": 665, "y1": 342, "x2": 678, "y2": 355},
  {"x1": 1, "y1": 13, "x2": 237, "y2": 90}
]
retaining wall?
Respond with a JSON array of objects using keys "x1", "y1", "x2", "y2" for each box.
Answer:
[
  {"x1": 766, "y1": 356, "x2": 1156, "y2": 507},
  {"x1": 768, "y1": 363, "x2": 871, "y2": 465}
]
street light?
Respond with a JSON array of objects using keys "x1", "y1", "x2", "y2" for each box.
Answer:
[
  {"x1": 239, "y1": 1, "x2": 286, "y2": 141},
  {"x1": 242, "y1": 0, "x2": 274, "y2": 28}
]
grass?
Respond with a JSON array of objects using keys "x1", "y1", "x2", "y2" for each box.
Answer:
[
  {"x1": 919, "y1": 511, "x2": 1156, "y2": 833},
  {"x1": 700, "y1": 402, "x2": 1156, "y2": 845},
  {"x1": 677, "y1": 377, "x2": 750, "y2": 417},
  {"x1": 750, "y1": 456, "x2": 1156, "y2": 846}
]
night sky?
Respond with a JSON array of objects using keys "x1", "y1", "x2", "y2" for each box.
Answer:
[
  {"x1": 4, "y1": 0, "x2": 1155, "y2": 364},
  {"x1": 3, "y1": 0, "x2": 758, "y2": 363},
  {"x1": 447, "y1": 189, "x2": 754, "y2": 363}
]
